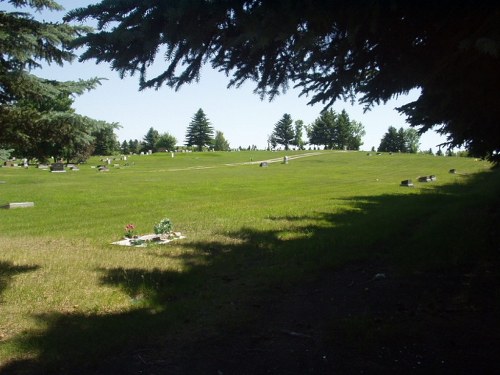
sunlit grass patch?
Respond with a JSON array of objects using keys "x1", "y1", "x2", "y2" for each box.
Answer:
[{"x1": 0, "y1": 151, "x2": 495, "y2": 370}]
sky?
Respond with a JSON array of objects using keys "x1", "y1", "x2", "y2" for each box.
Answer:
[{"x1": 4, "y1": 0, "x2": 448, "y2": 151}]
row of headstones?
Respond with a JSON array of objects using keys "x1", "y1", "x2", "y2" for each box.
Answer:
[
  {"x1": 3, "y1": 160, "x2": 28, "y2": 168},
  {"x1": 401, "y1": 175, "x2": 437, "y2": 187},
  {"x1": 259, "y1": 156, "x2": 290, "y2": 167},
  {"x1": 44, "y1": 163, "x2": 79, "y2": 172},
  {"x1": 401, "y1": 169, "x2": 460, "y2": 187}
]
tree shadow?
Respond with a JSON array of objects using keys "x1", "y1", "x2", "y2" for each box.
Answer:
[
  {"x1": 0, "y1": 261, "x2": 39, "y2": 301},
  {"x1": 1, "y1": 170, "x2": 499, "y2": 374}
]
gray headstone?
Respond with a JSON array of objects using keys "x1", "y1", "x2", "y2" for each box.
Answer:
[
  {"x1": 260, "y1": 162, "x2": 268, "y2": 167},
  {"x1": 50, "y1": 162, "x2": 65, "y2": 172},
  {"x1": 400, "y1": 179, "x2": 414, "y2": 187}
]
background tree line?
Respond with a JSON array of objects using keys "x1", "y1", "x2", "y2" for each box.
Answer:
[{"x1": 269, "y1": 109, "x2": 366, "y2": 151}]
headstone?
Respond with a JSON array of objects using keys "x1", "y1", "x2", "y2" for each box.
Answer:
[
  {"x1": 1, "y1": 202, "x2": 35, "y2": 209},
  {"x1": 400, "y1": 179, "x2": 413, "y2": 187},
  {"x1": 98, "y1": 166, "x2": 109, "y2": 172},
  {"x1": 50, "y1": 162, "x2": 66, "y2": 172},
  {"x1": 283, "y1": 156, "x2": 289, "y2": 164},
  {"x1": 418, "y1": 176, "x2": 431, "y2": 182},
  {"x1": 429, "y1": 175, "x2": 436, "y2": 181},
  {"x1": 260, "y1": 162, "x2": 268, "y2": 167},
  {"x1": 38, "y1": 164, "x2": 49, "y2": 169},
  {"x1": 3, "y1": 161, "x2": 16, "y2": 167},
  {"x1": 449, "y1": 169, "x2": 456, "y2": 174}
]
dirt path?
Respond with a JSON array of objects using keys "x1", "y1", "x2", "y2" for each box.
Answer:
[{"x1": 168, "y1": 152, "x2": 323, "y2": 171}]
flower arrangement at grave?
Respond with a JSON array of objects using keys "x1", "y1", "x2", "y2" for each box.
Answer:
[
  {"x1": 113, "y1": 218, "x2": 184, "y2": 247},
  {"x1": 154, "y1": 218, "x2": 173, "y2": 235},
  {"x1": 124, "y1": 223, "x2": 136, "y2": 238},
  {"x1": 153, "y1": 218, "x2": 182, "y2": 240}
]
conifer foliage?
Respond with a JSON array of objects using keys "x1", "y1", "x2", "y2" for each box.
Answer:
[
  {"x1": 0, "y1": 0, "x2": 112, "y2": 162},
  {"x1": 185, "y1": 108, "x2": 214, "y2": 151},
  {"x1": 67, "y1": 1, "x2": 500, "y2": 161}
]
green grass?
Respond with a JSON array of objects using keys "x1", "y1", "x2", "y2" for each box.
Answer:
[{"x1": 0, "y1": 150, "x2": 497, "y2": 371}]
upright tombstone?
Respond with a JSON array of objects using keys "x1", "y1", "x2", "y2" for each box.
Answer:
[
  {"x1": 50, "y1": 162, "x2": 65, "y2": 173},
  {"x1": 400, "y1": 179, "x2": 414, "y2": 187},
  {"x1": 260, "y1": 162, "x2": 268, "y2": 167},
  {"x1": 3, "y1": 161, "x2": 16, "y2": 167},
  {"x1": 283, "y1": 156, "x2": 289, "y2": 164}
]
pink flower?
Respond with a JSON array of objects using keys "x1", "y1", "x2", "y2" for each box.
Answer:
[{"x1": 124, "y1": 223, "x2": 136, "y2": 237}]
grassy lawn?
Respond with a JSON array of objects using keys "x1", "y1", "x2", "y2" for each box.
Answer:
[{"x1": 0, "y1": 150, "x2": 498, "y2": 373}]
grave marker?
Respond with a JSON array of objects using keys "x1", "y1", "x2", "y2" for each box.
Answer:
[
  {"x1": 1, "y1": 202, "x2": 35, "y2": 209},
  {"x1": 50, "y1": 162, "x2": 65, "y2": 172},
  {"x1": 400, "y1": 179, "x2": 414, "y2": 187}
]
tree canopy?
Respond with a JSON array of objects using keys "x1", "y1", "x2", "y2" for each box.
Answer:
[
  {"x1": 0, "y1": 0, "x2": 112, "y2": 162},
  {"x1": 378, "y1": 126, "x2": 421, "y2": 153},
  {"x1": 307, "y1": 109, "x2": 365, "y2": 150},
  {"x1": 213, "y1": 130, "x2": 230, "y2": 151},
  {"x1": 67, "y1": 1, "x2": 500, "y2": 161},
  {"x1": 155, "y1": 132, "x2": 177, "y2": 151}
]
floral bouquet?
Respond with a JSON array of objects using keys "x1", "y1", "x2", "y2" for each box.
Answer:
[
  {"x1": 124, "y1": 223, "x2": 136, "y2": 238},
  {"x1": 154, "y1": 218, "x2": 173, "y2": 235}
]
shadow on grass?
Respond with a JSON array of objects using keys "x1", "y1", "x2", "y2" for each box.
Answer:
[
  {"x1": 0, "y1": 262, "x2": 39, "y2": 300},
  {"x1": 1, "y1": 170, "x2": 499, "y2": 374}
]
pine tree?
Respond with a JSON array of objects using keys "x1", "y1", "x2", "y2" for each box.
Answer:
[
  {"x1": 308, "y1": 110, "x2": 337, "y2": 149},
  {"x1": 121, "y1": 140, "x2": 130, "y2": 154},
  {"x1": 185, "y1": 109, "x2": 214, "y2": 151},
  {"x1": 378, "y1": 126, "x2": 400, "y2": 152},
  {"x1": 143, "y1": 127, "x2": 160, "y2": 152},
  {"x1": 272, "y1": 114, "x2": 294, "y2": 150},
  {"x1": 293, "y1": 120, "x2": 306, "y2": 150},
  {"x1": 0, "y1": 1, "x2": 106, "y2": 162}
]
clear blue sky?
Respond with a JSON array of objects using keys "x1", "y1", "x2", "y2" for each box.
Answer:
[{"x1": 5, "y1": 0, "x2": 448, "y2": 151}]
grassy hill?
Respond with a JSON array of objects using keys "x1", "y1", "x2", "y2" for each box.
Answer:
[{"x1": 1, "y1": 151, "x2": 498, "y2": 373}]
